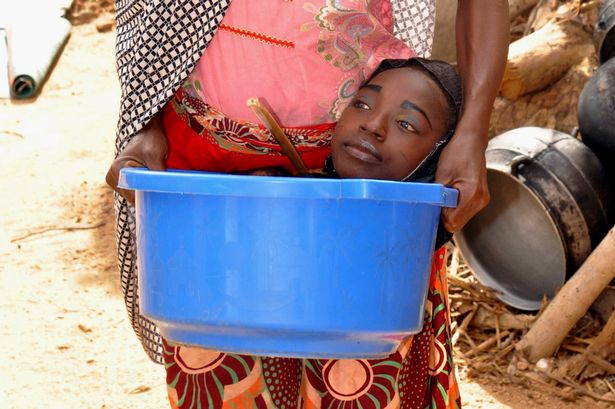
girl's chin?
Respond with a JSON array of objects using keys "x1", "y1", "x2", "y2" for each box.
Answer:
[
  {"x1": 335, "y1": 161, "x2": 410, "y2": 180},
  {"x1": 332, "y1": 154, "x2": 382, "y2": 179},
  {"x1": 336, "y1": 164, "x2": 381, "y2": 179}
]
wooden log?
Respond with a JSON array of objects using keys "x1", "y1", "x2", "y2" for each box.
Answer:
[
  {"x1": 586, "y1": 310, "x2": 615, "y2": 359},
  {"x1": 500, "y1": 19, "x2": 594, "y2": 100},
  {"x1": 526, "y1": 0, "x2": 604, "y2": 34},
  {"x1": 466, "y1": 331, "x2": 511, "y2": 357},
  {"x1": 516, "y1": 226, "x2": 615, "y2": 362},
  {"x1": 470, "y1": 306, "x2": 535, "y2": 330},
  {"x1": 532, "y1": 1, "x2": 604, "y2": 33},
  {"x1": 509, "y1": 0, "x2": 540, "y2": 20},
  {"x1": 591, "y1": 287, "x2": 615, "y2": 323},
  {"x1": 525, "y1": 0, "x2": 560, "y2": 34},
  {"x1": 489, "y1": 57, "x2": 594, "y2": 138}
]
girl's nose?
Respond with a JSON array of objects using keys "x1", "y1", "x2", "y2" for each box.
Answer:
[{"x1": 359, "y1": 113, "x2": 386, "y2": 140}]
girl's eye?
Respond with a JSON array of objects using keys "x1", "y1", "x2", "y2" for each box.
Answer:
[
  {"x1": 353, "y1": 100, "x2": 370, "y2": 110},
  {"x1": 397, "y1": 120, "x2": 416, "y2": 132}
]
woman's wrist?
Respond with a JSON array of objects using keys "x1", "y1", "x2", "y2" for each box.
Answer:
[
  {"x1": 138, "y1": 110, "x2": 164, "y2": 137},
  {"x1": 452, "y1": 113, "x2": 490, "y2": 149}
]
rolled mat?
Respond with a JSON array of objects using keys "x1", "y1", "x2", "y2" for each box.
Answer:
[
  {"x1": 0, "y1": 29, "x2": 9, "y2": 98},
  {"x1": 6, "y1": 14, "x2": 71, "y2": 99}
]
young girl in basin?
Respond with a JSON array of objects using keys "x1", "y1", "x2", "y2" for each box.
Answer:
[{"x1": 157, "y1": 57, "x2": 463, "y2": 408}]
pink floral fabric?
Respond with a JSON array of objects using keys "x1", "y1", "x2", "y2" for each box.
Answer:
[{"x1": 190, "y1": 0, "x2": 414, "y2": 128}]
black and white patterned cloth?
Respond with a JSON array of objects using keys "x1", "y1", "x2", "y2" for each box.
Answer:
[
  {"x1": 113, "y1": 0, "x2": 436, "y2": 364},
  {"x1": 393, "y1": 0, "x2": 435, "y2": 60}
]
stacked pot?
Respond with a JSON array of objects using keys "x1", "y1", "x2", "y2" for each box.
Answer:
[{"x1": 578, "y1": 0, "x2": 615, "y2": 175}]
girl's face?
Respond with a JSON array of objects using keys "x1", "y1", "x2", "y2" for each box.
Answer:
[{"x1": 332, "y1": 67, "x2": 450, "y2": 180}]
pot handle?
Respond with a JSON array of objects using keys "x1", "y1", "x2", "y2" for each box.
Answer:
[{"x1": 510, "y1": 155, "x2": 531, "y2": 177}]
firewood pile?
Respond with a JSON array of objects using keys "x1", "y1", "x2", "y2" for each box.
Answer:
[
  {"x1": 450, "y1": 0, "x2": 615, "y2": 380},
  {"x1": 490, "y1": 0, "x2": 603, "y2": 138},
  {"x1": 451, "y1": 6, "x2": 615, "y2": 405},
  {"x1": 448, "y1": 228, "x2": 615, "y2": 407}
]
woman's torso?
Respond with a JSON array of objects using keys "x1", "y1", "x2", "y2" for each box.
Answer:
[
  {"x1": 164, "y1": 0, "x2": 415, "y2": 172},
  {"x1": 191, "y1": 0, "x2": 414, "y2": 127}
]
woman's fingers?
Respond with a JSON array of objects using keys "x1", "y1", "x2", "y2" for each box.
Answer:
[
  {"x1": 106, "y1": 157, "x2": 146, "y2": 206},
  {"x1": 435, "y1": 130, "x2": 490, "y2": 233},
  {"x1": 440, "y1": 178, "x2": 489, "y2": 233},
  {"x1": 106, "y1": 116, "x2": 169, "y2": 205}
]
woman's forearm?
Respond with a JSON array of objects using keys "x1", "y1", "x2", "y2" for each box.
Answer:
[
  {"x1": 141, "y1": 109, "x2": 164, "y2": 137},
  {"x1": 434, "y1": 0, "x2": 509, "y2": 232},
  {"x1": 455, "y1": 0, "x2": 509, "y2": 146}
]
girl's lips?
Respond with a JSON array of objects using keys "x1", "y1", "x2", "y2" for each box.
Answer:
[{"x1": 344, "y1": 139, "x2": 383, "y2": 164}]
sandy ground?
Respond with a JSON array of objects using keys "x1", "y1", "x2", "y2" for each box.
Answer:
[{"x1": 0, "y1": 20, "x2": 604, "y2": 409}]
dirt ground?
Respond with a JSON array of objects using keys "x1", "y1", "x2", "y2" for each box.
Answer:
[{"x1": 0, "y1": 16, "x2": 606, "y2": 409}]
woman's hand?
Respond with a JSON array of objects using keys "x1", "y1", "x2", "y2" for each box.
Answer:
[
  {"x1": 437, "y1": 0, "x2": 509, "y2": 232},
  {"x1": 105, "y1": 113, "x2": 168, "y2": 205},
  {"x1": 436, "y1": 125, "x2": 489, "y2": 233}
]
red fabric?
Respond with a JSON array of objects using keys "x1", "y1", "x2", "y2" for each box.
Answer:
[{"x1": 162, "y1": 102, "x2": 332, "y2": 174}]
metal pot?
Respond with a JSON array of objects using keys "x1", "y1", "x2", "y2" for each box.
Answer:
[
  {"x1": 577, "y1": 57, "x2": 615, "y2": 156},
  {"x1": 455, "y1": 127, "x2": 613, "y2": 310},
  {"x1": 595, "y1": 0, "x2": 615, "y2": 64}
]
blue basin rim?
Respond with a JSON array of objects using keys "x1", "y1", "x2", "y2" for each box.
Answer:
[{"x1": 119, "y1": 168, "x2": 458, "y2": 207}]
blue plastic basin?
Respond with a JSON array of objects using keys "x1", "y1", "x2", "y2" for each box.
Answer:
[{"x1": 119, "y1": 168, "x2": 457, "y2": 358}]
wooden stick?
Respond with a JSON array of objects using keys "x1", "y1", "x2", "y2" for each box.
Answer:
[
  {"x1": 452, "y1": 305, "x2": 478, "y2": 347},
  {"x1": 536, "y1": 370, "x2": 615, "y2": 403},
  {"x1": 0, "y1": 129, "x2": 24, "y2": 138},
  {"x1": 518, "y1": 372, "x2": 593, "y2": 403},
  {"x1": 561, "y1": 344, "x2": 586, "y2": 354},
  {"x1": 580, "y1": 0, "x2": 601, "y2": 13},
  {"x1": 586, "y1": 310, "x2": 615, "y2": 358},
  {"x1": 496, "y1": 342, "x2": 516, "y2": 360},
  {"x1": 509, "y1": 0, "x2": 540, "y2": 20},
  {"x1": 461, "y1": 329, "x2": 478, "y2": 350},
  {"x1": 562, "y1": 344, "x2": 615, "y2": 374},
  {"x1": 495, "y1": 315, "x2": 501, "y2": 349},
  {"x1": 449, "y1": 246, "x2": 460, "y2": 277},
  {"x1": 247, "y1": 98, "x2": 308, "y2": 175},
  {"x1": 573, "y1": 336, "x2": 593, "y2": 345},
  {"x1": 518, "y1": 371, "x2": 553, "y2": 388},
  {"x1": 517, "y1": 227, "x2": 615, "y2": 362},
  {"x1": 470, "y1": 307, "x2": 535, "y2": 330},
  {"x1": 466, "y1": 331, "x2": 511, "y2": 357},
  {"x1": 524, "y1": 0, "x2": 558, "y2": 35},
  {"x1": 586, "y1": 354, "x2": 615, "y2": 374}
]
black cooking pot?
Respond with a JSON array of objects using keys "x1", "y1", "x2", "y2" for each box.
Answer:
[
  {"x1": 456, "y1": 127, "x2": 613, "y2": 310},
  {"x1": 595, "y1": 0, "x2": 615, "y2": 64},
  {"x1": 577, "y1": 58, "x2": 615, "y2": 156}
]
